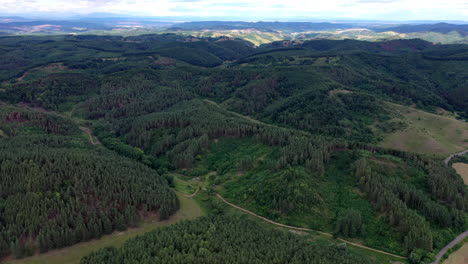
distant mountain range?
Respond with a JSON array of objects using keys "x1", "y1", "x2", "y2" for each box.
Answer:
[
  {"x1": 377, "y1": 23, "x2": 468, "y2": 36},
  {"x1": 0, "y1": 17, "x2": 467, "y2": 45}
]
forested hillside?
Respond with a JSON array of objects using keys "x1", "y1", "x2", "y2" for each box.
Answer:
[
  {"x1": 81, "y1": 215, "x2": 375, "y2": 264},
  {"x1": 0, "y1": 35, "x2": 467, "y2": 263},
  {"x1": 0, "y1": 105, "x2": 178, "y2": 259}
]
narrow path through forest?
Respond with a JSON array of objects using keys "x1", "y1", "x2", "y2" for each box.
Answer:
[
  {"x1": 79, "y1": 126, "x2": 100, "y2": 145},
  {"x1": 444, "y1": 149, "x2": 468, "y2": 165},
  {"x1": 16, "y1": 103, "x2": 100, "y2": 146},
  {"x1": 215, "y1": 193, "x2": 407, "y2": 260}
]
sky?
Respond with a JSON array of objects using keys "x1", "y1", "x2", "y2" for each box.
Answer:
[{"x1": 0, "y1": 0, "x2": 467, "y2": 21}]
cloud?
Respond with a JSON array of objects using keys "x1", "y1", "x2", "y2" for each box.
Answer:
[
  {"x1": 356, "y1": 0, "x2": 398, "y2": 3},
  {"x1": 0, "y1": 0, "x2": 466, "y2": 21}
]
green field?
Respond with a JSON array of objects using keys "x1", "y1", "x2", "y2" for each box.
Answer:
[
  {"x1": 380, "y1": 103, "x2": 468, "y2": 155},
  {"x1": 5, "y1": 193, "x2": 203, "y2": 264}
]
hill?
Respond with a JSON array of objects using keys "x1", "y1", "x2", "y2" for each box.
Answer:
[
  {"x1": 1, "y1": 18, "x2": 468, "y2": 45},
  {"x1": 0, "y1": 35, "x2": 467, "y2": 263},
  {"x1": 81, "y1": 215, "x2": 376, "y2": 264},
  {"x1": 169, "y1": 21, "x2": 357, "y2": 32},
  {"x1": 379, "y1": 23, "x2": 468, "y2": 37},
  {"x1": 380, "y1": 103, "x2": 468, "y2": 155},
  {"x1": 0, "y1": 104, "x2": 178, "y2": 259}
]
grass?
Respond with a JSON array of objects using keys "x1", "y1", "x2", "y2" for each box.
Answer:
[
  {"x1": 443, "y1": 240, "x2": 468, "y2": 264},
  {"x1": 5, "y1": 193, "x2": 203, "y2": 264},
  {"x1": 380, "y1": 103, "x2": 468, "y2": 155},
  {"x1": 452, "y1": 163, "x2": 468, "y2": 185},
  {"x1": 172, "y1": 173, "x2": 199, "y2": 195}
]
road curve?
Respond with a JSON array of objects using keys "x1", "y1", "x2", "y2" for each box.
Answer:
[
  {"x1": 79, "y1": 126, "x2": 100, "y2": 145},
  {"x1": 431, "y1": 231, "x2": 468, "y2": 264},
  {"x1": 215, "y1": 193, "x2": 407, "y2": 260},
  {"x1": 430, "y1": 150, "x2": 468, "y2": 263},
  {"x1": 444, "y1": 149, "x2": 468, "y2": 165},
  {"x1": 178, "y1": 188, "x2": 199, "y2": 198}
]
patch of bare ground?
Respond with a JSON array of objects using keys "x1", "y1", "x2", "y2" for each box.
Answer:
[
  {"x1": 443, "y1": 242, "x2": 468, "y2": 264},
  {"x1": 329, "y1": 89, "x2": 353, "y2": 96},
  {"x1": 17, "y1": 62, "x2": 70, "y2": 82},
  {"x1": 154, "y1": 57, "x2": 176, "y2": 66},
  {"x1": 452, "y1": 163, "x2": 468, "y2": 185},
  {"x1": 289, "y1": 229, "x2": 308, "y2": 236},
  {"x1": 258, "y1": 154, "x2": 267, "y2": 161},
  {"x1": 436, "y1": 107, "x2": 454, "y2": 117}
]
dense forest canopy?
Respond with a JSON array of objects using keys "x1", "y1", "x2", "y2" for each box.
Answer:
[
  {"x1": 81, "y1": 215, "x2": 376, "y2": 264},
  {"x1": 0, "y1": 105, "x2": 178, "y2": 258},
  {"x1": 0, "y1": 34, "x2": 467, "y2": 263}
]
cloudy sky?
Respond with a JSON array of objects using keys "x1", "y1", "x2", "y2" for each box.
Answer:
[{"x1": 0, "y1": 0, "x2": 467, "y2": 21}]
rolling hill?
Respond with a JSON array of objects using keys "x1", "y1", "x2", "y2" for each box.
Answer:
[{"x1": 0, "y1": 35, "x2": 467, "y2": 264}]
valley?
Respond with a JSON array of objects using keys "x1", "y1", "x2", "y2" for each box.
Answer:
[{"x1": 0, "y1": 33, "x2": 467, "y2": 264}]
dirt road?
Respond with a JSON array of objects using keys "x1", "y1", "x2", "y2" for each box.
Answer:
[
  {"x1": 444, "y1": 149, "x2": 468, "y2": 165},
  {"x1": 79, "y1": 126, "x2": 100, "y2": 145},
  {"x1": 432, "y1": 231, "x2": 468, "y2": 264},
  {"x1": 215, "y1": 193, "x2": 407, "y2": 260}
]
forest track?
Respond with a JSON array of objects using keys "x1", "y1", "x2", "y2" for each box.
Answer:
[
  {"x1": 444, "y1": 149, "x2": 468, "y2": 165},
  {"x1": 431, "y1": 231, "x2": 468, "y2": 264},
  {"x1": 178, "y1": 188, "x2": 199, "y2": 198},
  {"x1": 203, "y1": 99, "x2": 311, "y2": 137},
  {"x1": 79, "y1": 126, "x2": 100, "y2": 145},
  {"x1": 215, "y1": 193, "x2": 407, "y2": 260},
  {"x1": 15, "y1": 103, "x2": 100, "y2": 146},
  {"x1": 433, "y1": 150, "x2": 468, "y2": 263},
  {"x1": 204, "y1": 99, "x2": 271, "y2": 127}
]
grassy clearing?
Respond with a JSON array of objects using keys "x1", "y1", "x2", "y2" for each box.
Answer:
[
  {"x1": 16, "y1": 63, "x2": 72, "y2": 82},
  {"x1": 5, "y1": 193, "x2": 203, "y2": 264},
  {"x1": 380, "y1": 103, "x2": 468, "y2": 155},
  {"x1": 443, "y1": 242, "x2": 468, "y2": 264},
  {"x1": 452, "y1": 163, "x2": 468, "y2": 184},
  {"x1": 173, "y1": 174, "x2": 199, "y2": 195}
]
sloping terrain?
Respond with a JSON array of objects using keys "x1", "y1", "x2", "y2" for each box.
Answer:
[
  {"x1": 81, "y1": 215, "x2": 376, "y2": 264},
  {"x1": 0, "y1": 105, "x2": 178, "y2": 259},
  {"x1": 453, "y1": 163, "x2": 468, "y2": 184},
  {"x1": 380, "y1": 103, "x2": 468, "y2": 155},
  {"x1": 0, "y1": 36, "x2": 467, "y2": 264}
]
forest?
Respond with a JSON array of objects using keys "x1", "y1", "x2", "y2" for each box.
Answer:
[
  {"x1": 0, "y1": 105, "x2": 178, "y2": 258},
  {"x1": 80, "y1": 215, "x2": 376, "y2": 264},
  {"x1": 0, "y1": 34, "x2": 467, "y2": 263}
]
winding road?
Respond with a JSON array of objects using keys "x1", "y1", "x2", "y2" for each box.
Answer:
[
  {"x1": 215, "y1": 193, "x2": 407, "y2": 260},
  {"x1": 79, "y1": 126, "x2": 100, "y2": 145},
  {"x1": 444, "y1": 149, "x2": 468, "y2": 165},
  {"x1": 431, "y1": 231, "x2": 468, "y2": 264},
  {"x1": 431, "y1": 149, "x2": 468, "y2": 264},
  {"x1": 178, "y1": 188, "x2": 199, "y2": 198}
]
